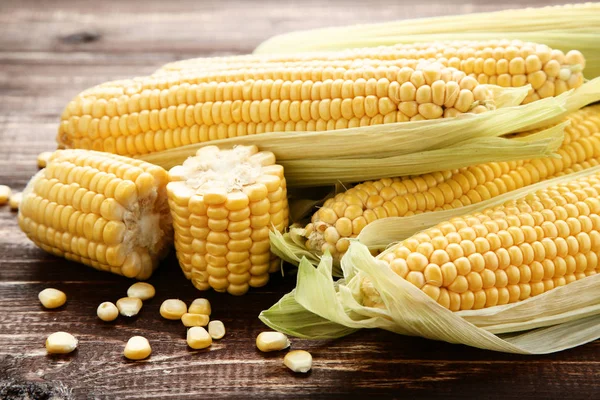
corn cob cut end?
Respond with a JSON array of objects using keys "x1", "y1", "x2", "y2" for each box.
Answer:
[
  {"x1": 361, "y1": 171, "x2": 600, "y2": 311},
  {"x1": 18, "y1": 150, "x2": 173, "y2": 280},
  {"x1": 167, "y1": 145, "x2": 289, "y2": 295}
]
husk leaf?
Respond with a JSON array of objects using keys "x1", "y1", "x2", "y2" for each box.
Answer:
[{"x1": 259, "y1": 243, "x2": 600, "y2": 353}]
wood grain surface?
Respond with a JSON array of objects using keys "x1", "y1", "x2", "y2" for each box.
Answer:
[{"x1": 0, "y1": 0, "x2": 597, "y2": 399}]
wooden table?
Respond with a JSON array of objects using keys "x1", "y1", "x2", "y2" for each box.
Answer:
[{"x1": 0, "y1": 0, "x2": 597, "y2": 398}]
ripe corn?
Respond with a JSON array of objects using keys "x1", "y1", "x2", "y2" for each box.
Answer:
[
  {"x1": 162, "y1": 40, "x2": 585, "y2": 105},
  {"x1": 167, "y1": 145, "x2": 289, "y2": 295},
  {"x1": 362, "y1": 170, "x2": 600, "y2": 311},
  {"x1": 304, "y1": 104, "x2": 600, "y2": 260},
  {"x1": 17, "y1": 150, "x2": 173, "y2": 280},
  {"x1": 38, "y1": 288, "x2": 67, "y2": 309},
  {"x1": 46, "y1": 332, "x2": 78, "y2": 354},
  {"x1": 57, "y1": 52, "x2": 506, "y2": 157}
]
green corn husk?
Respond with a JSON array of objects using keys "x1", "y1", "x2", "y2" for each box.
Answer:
[
  {"x1": 259, "y1": 244, "x2": 600, "y2": 353},
  {"x1": 254, "y1": 3, "x2": 600, "y2": 79},
  {"x1": 262, "y1": 166, "x2": 600, "y2": 353},
  {"x1": 141, "y1": 79, "x2": 600, "y2": 187}
]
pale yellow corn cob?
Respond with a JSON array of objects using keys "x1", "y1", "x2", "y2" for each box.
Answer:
[
  {"x1": 18, "y1": 150, "x2": 173, "y2": 279},
  {"x1": 362, "y1": 168, "x2": 600, "y2": 311},
  {"x1": 167, "y1": 145, "x2": 289, "y2": 295},
  {"x1": 304, "y1": 104, "x2": 600, "y2": 260},
  {"x1": 160, "y1": 40, "x2": 585, "y2": 104}
]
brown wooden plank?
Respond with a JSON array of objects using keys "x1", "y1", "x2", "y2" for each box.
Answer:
[{"x1": 0, "y1": 0, "x2": 589, "y2": 55}]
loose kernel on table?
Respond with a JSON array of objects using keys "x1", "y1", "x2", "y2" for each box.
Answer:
[
  {"x1": 127, "y1": 282, "x2": 156, "y2": 300},
  {"x1": 9, "y1": 192, "x2": 22, "y2": 210},
  {"x1": 160, "y1": 299, "x2": 187, "y2": 320},
  {"x1": 0, "y1": 185, "x2": 11, "y2": 205},
  {"x1": 37, "y1": 151, "x2": 53, "y2": 168},
  {"x1": 116, "y1": 297, "x2": 143, "y2": 317},
  {"x1": 124, "y1": 336, "x2": 151, "y2": 360},
  {"x1": 46, "y1": 332, "x2": 78, "y2": 354},
  {"x1": 38, "y1": 288, "x2": 66, "y2": 309},
  {"x1": 188, "y1": 298, "x2": 211, "y2": 315},
  {"x1": 208, "y1": 320, "x2": 225, "y2": 340},
  {"x1": 284, "y1": 350, "x2": 312, "y2": 373},
  {"x1": 97, "y1": 302, "x2": 119, "y2": 321},
  {"x1": 256, "y1": 331, "x2": 290, "y2": 352},
  {"x1": 181, "y1": 313, "x2": 209, "y2": 327},
  {"x1": 187, "y1": 326, "x2": 212, "y2": 349}
]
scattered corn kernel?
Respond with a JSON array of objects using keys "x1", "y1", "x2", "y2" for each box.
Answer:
[
  {"x1": 37, "y1": 151, "x2": 53, "y2": 168},
  {"x1": 97, "y1": 302, "x2": 119, "y2": 322},
  {"x1": 188, "y1": 298, "x2": 211, "y2": 315},
  {"x1": 116, "y1": 297, "x2": 143, "y2": 317},
  {"x1": 256, "y1": 331, "x2": 290, "y2": 352},
  {"x1": 46, "y1": 332, "x2": 78, "y2": 354},
  {"x1": 123, "y1": 336, "x2": 151, "y2": 360},
  {"x1": 160, "y1": 299, "x2": 187, "y2": 320},
  {"x1": 284, "y1": 350, "x2": 312, "y2": 373},
  {"x1": 208, "y1": 320, "x2": 226, "y2": 340},
  {"x1": 0, "y1": 185, "x2": 11, "y2": 205},
  {"x1": 181, "y1": 313, "x2": 209, "y2": 327},
  {"x1": 9, "y1": 192, "x2": 22, "y2": 210},
  {"x1": 38, "y1": 288, "x2": 66, "y2": 309},
  {"x1": 127, "y1": 282, "x2": 156, "y2": 301},
  {"x1": 186, "y1": 326, "x2": 212, "y2": 349}
]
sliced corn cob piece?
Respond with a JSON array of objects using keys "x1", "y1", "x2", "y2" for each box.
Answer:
[
  {"x1": 161, "y1": 40, "x2": 585, "y2": 104},
  {"x1": 304, "y1": 104, "x2": 600, "y2": 260},
  {"x1": 57, "y1": 59, "x2": 498, "y2": 157},
  {"x1": 17, "y1": 150, "x2": 173, "y2": 279},
  {"x1": 167, "y1": 145, "x2": 289, "y2": 295},
  {"x1": 362, "y1": 169, "x2": 600, "y2": 311}
]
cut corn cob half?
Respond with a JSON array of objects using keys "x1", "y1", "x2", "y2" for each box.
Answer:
[
  {"x1": 166, "y1": 145, "x2": 289, "y2": 295},
  {"x1": 362, "y1": 166, "x2": 600, "y2": 311},
  {"x1": 301, "y1": 104, "x2": 600, "y2": 261},
  {"x1": 161, "y1": 40, "x2": 585, "y2": 105},
  {"x1": 57, "y1": 54, "x2": 507, "y2": 157},
  {"x1": 18, "y1": 150, "x2": 173, "y2": 279}
]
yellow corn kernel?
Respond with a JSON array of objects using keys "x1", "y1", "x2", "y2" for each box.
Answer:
[
  {"x1": 283, "y1": 350, "x2": 313, "y2": 373},
  {"x1": 256, "y1": 331, "x2": 290, "y2": 352},
  {"x1": 124, "y1": 336, "x2": 152, "y2": 360},
  {"x1": 208, "y1": 320, "x2": 226, "y2": 339},
  {"x1": 181, "y1": 313, "x2": 209, "y2": 327},
  {"x1": 127, "y1": 282, "x2": 156, "y2": 300},
  {"x1": 0, "y1": 185, "x2": 12, "y2": 205},
  {"x1": 38, "y1": 288, "x2": 67, "y2": 309},
  {"x1": 187, "y1": 326, "x2": 212, "y2": 349},
  {"x1": 97, "y1": 301, "x2": 119, "y2": 322},
  {"x1": 188, "y1": 298, "x2": 211, "y2": 315},
  {"x1": 160, "y1": 299, "x2": 187, "y2": 320},
  {"x1": 116, "y1": 297, "x2": 143, "y2": 317},
  {"x1": 46, "y1": 332, "x2": 78, "y2": 354}
]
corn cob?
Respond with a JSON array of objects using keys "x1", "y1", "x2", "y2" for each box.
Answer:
[
  {"x1": 362, "y1": 168, "x2": 600, "y2": 311},
  {"x1": 57, "y1": 51, "x2": 510, "y2": 157},
  {"x1": 18, "y1": 150, "x2": 173, "y2": 279},
  {"x1": 166, "y1": 145, "x2": 289, "y2": 295},
  {"x1": 161, "y1": 40, "x2": 585, "y2": 104},
  {"x1": 304, "y1": 104, "x2": 600, "y2": 260}
]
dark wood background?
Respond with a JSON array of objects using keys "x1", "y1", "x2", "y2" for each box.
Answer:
[{"x1": 0, "y1": 0, "x2": 598, "y2": 399}]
